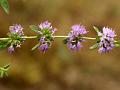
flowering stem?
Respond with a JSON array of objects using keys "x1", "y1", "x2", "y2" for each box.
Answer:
[{"x1": 0, "y1": 36, "x2": 96, "y2": 40}]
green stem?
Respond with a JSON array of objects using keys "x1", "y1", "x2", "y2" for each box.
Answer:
[
  {"x1": 0, "y1": 38, "x2": 10, "y2": 40},
  {"x1": 81, "y1": 37, "x2": 96, "y2": 40},
  {"x1": 0, "y1": 36, "x2": 96, "y2": 40},
  {"x1": 53, "y1": 36, "x2": 68, "y2": 38},
  {"x1": 53, "y1": 36, "x2": 96, "y2": 40},
  {"x1": 21, "y1": 36, "x2": 38, "y2": 39}
]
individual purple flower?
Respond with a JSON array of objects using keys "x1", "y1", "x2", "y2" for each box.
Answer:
[
  {"x1": 98, "y1": 27, "x2": 116, "y2": 53},
  {"x1": 67, "y1": 41, "x2": 83, "y2": 51},
  {"x1": 40, "y1": 36, "x2": 46, "y2": 43},
  {"x1": 38, "y1": 43, "x2": 49, "y2": 52},
  {"x1": 66, "y1": 24, "x2": 88, "y2": 51},
  {"x1": 9, "y1": 24, "x2": 24, "y2": 36},
  {"x1": 8, "y1": 45, "x2": 15, "y2": 54}
]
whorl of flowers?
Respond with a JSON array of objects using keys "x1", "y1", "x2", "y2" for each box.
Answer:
[
  {"x1": 29, "y1": 21, "x2": 57, "y2": 52},
  {"x1": 98, "y1": 27, "x2": 116, "y2": 53},
  {"x1": 38, "y1": 21, "x2": 57, "y2": 52},
  {"x1": 0, "y1": 21, "x2": 120, "y2": 54},
  {"x1": 64, "y1": 25, "x2": 88, "y2": 51},
  {"x1": 7, "y1": 24, "x2": 25, "y2": 54}
]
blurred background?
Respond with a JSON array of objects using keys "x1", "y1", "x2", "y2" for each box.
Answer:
[{"x1": 0, "y1": 0, "x2": 120, "y2": 90}]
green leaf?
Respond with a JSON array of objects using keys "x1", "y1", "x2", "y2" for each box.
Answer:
[
  {"x1": 4, "y1": 64, "x2": 10, "y2": 70},
  {"x1": 0, "y1": 71, "x2": 4, "y2": 78},
  {"x1": 63, "y1": 39, "x2": 68, "y2": 44},
  {"x1": 0, "y1": 64, "x2": 10, "y2": 78},
  {"x1": 93, "y1": 26, "x2": 100, "y2": 34},
  {"x1": 89, "y1": 43, "x2": 99, "y2": 50},
  {"x1": 0, "y1": 0, "x2": 9, "y2": 14},
  {"x1": 30, "y1": 25, "x2": 40, "y2": 33},
  {"x1": 114, "y1": 40, "x2": 120, "y2": 47},
  {"x1": 115, "y1": 44, "x2": 120, "y2": 47},
  {"x1": 0, "y1": 40, "x2": 10, "y2": 49},
  {"x1": 0, "y1": 41, "x2": 8, "y2": 49},
  {"x1": 31, "y1": 43, "x2": 40, "y2": 51},
  {"x1": 96, "y1": 36, "x2": 100, "y2": 43},
  {"x1": 4, "y1": 72, "x2": 8, "y2": 77}
]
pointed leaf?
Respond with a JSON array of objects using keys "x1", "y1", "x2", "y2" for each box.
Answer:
[
  {"x1": 115, "y1": 44, "x2": 120, "y2": 47},
  {"x1": 93, "y1": 26, "x2": 100, "y2": 34},
  {"x1": 0, "y1": 0, "x2": 9, "y2": 14},
  {"x1": 30, "y1": 25, "x2": 40, "y2": 33},
  {"x1": 114, "y1": 40, "x2": 120, "y2": 47},
  {"x1": 0, "y1": 40, "x2": 10, "y2": 49},
  {"x1": 63, "y1": 39, "x2": 68, "y2": 44},
  {"x1": 0, "y1": 64, "x2": 10, "y2": 78},
  {"x1": 31, "y1": 43, "x2": 40, "y2": 51},
  {"x1": 4, "y1": 72, "x2": 8, "y2": 77},
  {"x1": 0, "y1": 41, "x2": 8, "y2": 48},
  {"x1": 4, "y1": 64, "x2": 10, "y2": 70},
  {"x1": 0, "y1": 71, "x2": 4, "y2": 78},
  {"x1": 89, "y1": 43, "x2": 99, "y2": 50}
]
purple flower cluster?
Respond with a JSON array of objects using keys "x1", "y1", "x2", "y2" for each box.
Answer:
[
  {"x1": 9, "y1": 24, "x2": 24, "y2": 36},
  {"x1": 98, "y1": 27, "x2": 116, "y2": 53},
  {"x1": 8, "y1": 24, "x2": 24, "y2": 54},
  {"x1": 66, "y1": 24, "x2": 88, "y2": 51},
  {"x1": 38, "y1": 21, "x2": 57, "y2": 35},
  {"x1": 38, "y1": 21, "x2": 57, "y2": 52}
]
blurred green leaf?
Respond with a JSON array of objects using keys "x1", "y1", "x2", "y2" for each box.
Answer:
[
  {"x1": 90, "y1": 43, "x2": 99, "y2": 50},
  {"x1": 0, "y1": 64, "x2": 10, "y2": 78},
  {"x1": 0, "y1": 40, "x2": 9, "y2": 49},
  {"x1": 114, "y1": 40, "x2": 120, "y2": 47},
  {"x1": 31, "y1": 43, "x2": 40, "y2": 51},
  {"x1": 0, "y1": 0, "x2": 9, "y2": 14},
  {"x1": 30, "y1": 25, "x2": 40, "y2": 33},
  {"x1": 115, "y1": 44, "x2": 120, "y2": 47},
  {"x1": 96, "y1": 36, "x2": 101, "y2": 43},
  {"x1": 63, "y1": 38, "x2": 68, "y2": 44},
  {"x1": 93, "y1": 26, "x2": 100, "y2": 34},
  {"x1": 4, "y1": 64, "x2": 10, "y2": 70}
]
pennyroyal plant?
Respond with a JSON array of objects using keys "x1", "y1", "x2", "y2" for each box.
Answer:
[
  {"x1": 0, "y1": 21, "x2": 120, "y2": 54},
  {"x1": 0, "y1": 21, "x2": 120, "y2": 78},
  {"x1": 1, "y1": 0, "x2": 120, "y2": 78}
]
